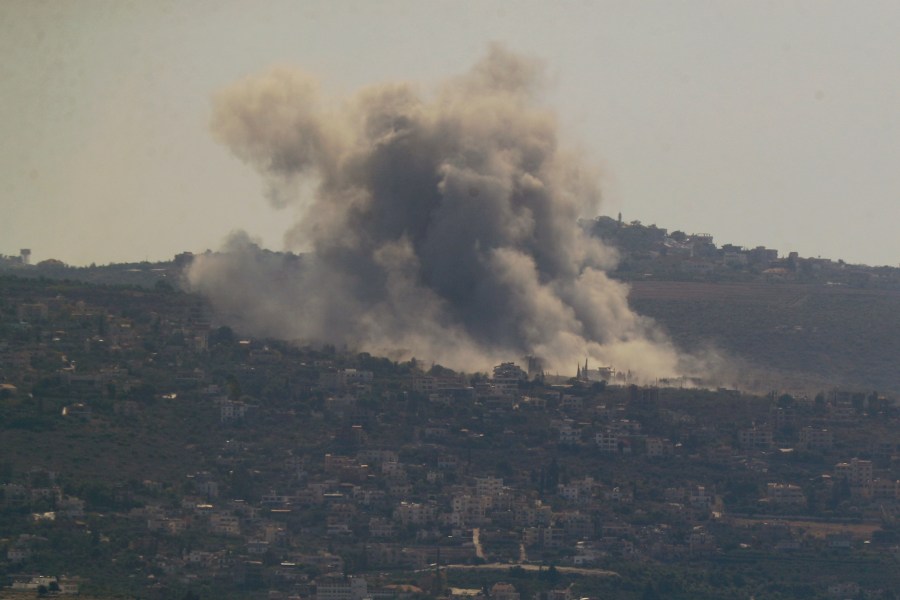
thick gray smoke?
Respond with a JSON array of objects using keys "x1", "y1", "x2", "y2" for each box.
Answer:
[{"x1": 187, "y1": 46, "x2": 685, "y2": 378}]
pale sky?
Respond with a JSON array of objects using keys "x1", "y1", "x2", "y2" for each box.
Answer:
[{"x1": 2, "y1": 0, "x2": 899, "y2": 266}]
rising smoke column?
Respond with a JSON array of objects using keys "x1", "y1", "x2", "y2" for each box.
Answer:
[{"x1": 187, "y1": 46, "x2": 682, "y2": 378}]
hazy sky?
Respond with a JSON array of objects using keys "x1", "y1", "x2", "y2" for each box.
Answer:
[{"x1": 2, "y1": 0, "x2": 899, "y2": 266}]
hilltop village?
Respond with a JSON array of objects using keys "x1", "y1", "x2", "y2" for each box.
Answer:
[
  {"x1": 7, "y1": 214, "x2": 900, "y2": 290},
  {"x1": 2, "y1": 276, "x2": 900, "y2": 599},
  {"x1": 587, "y1": 216, "x2": 900, "y2": 289}
]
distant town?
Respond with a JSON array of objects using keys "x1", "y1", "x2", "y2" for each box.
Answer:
[
  {"x1": 2, "y1": 260, "x2": 900, "y2": 599},
  {"x1": 584, "y1": 215, "x2": 900, "y2": 290}
]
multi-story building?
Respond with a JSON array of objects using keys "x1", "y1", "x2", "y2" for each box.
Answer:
[
  {"x1": 689, "y1": 485, "x2": 714, "y2": 510},
  {"x1": 316, "y1": 575, "x2": 367, "y2": 600},
  {"x1": 209, "y1": 512, "x2": 241, "y2": 536},
  {"x1": 766, "y1": 483, "x2": 806, "y2": 507},
  {"x1": 475, "y1": 476, "x2": 504, "y2": 498},
  {"x1": 834, "y1": 458, "x2": 873, "y2": 498},
  {"x1": 394, "y1": 501, "x2": 436, "y2": 527},
  {"x1": 739, "y1": 425, "x2": 773, "y2": 450},
  {"x1": 799, "y1": 427, "x2": 833, "y2": 451},
  {"x1": 595, "y1": 431, "x2": 619, "y2": 453}
]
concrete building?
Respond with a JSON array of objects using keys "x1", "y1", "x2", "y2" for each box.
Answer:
[
  {"x1": 316, "y1": 575, "x2": 368, "y2": 600},
  {"x1": 799, "y1": 427, "x2": 833, "y2": 451},
  {"x1": 766, "y1": 483, "x2": 807, "y2": 507}
]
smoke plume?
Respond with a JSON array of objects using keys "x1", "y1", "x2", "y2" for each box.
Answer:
[{"x1": 188, "y1": 46, "x2": 686, "y2": 378}]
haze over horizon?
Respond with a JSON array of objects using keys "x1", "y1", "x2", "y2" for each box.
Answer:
[{"x1": 3, "y1": 1, "x2": 900, "y2": 267}]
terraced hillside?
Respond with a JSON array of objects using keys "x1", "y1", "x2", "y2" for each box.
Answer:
[{"x1": 629, "y1": 281, "x2": 900, "y2": 394}]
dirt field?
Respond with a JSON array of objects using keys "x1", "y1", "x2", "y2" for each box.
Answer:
[
  {"x1": 440, "y1": 562, "x2": 619, "y2": 577},
  {"x1": 728, "y1": 516, "x2": 882, "y2": 540}
]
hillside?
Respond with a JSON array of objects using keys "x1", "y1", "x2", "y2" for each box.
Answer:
[
  {"x1": 4, "y1": 275, "x2": 900, "y2": 598},
  {"x1": 630, "y1": 281, "x2": 900, "y2": 393},
  {"x1": 4, "y1": 219, "x2": 897, "y2": 394}
]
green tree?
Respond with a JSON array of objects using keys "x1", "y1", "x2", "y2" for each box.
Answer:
[
  {"x1": 227, "y1": 375, "x2": 242, "y2": 401},
  {"x1": 777, "y1": 394, "x2": 794, "y2": 408}
]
